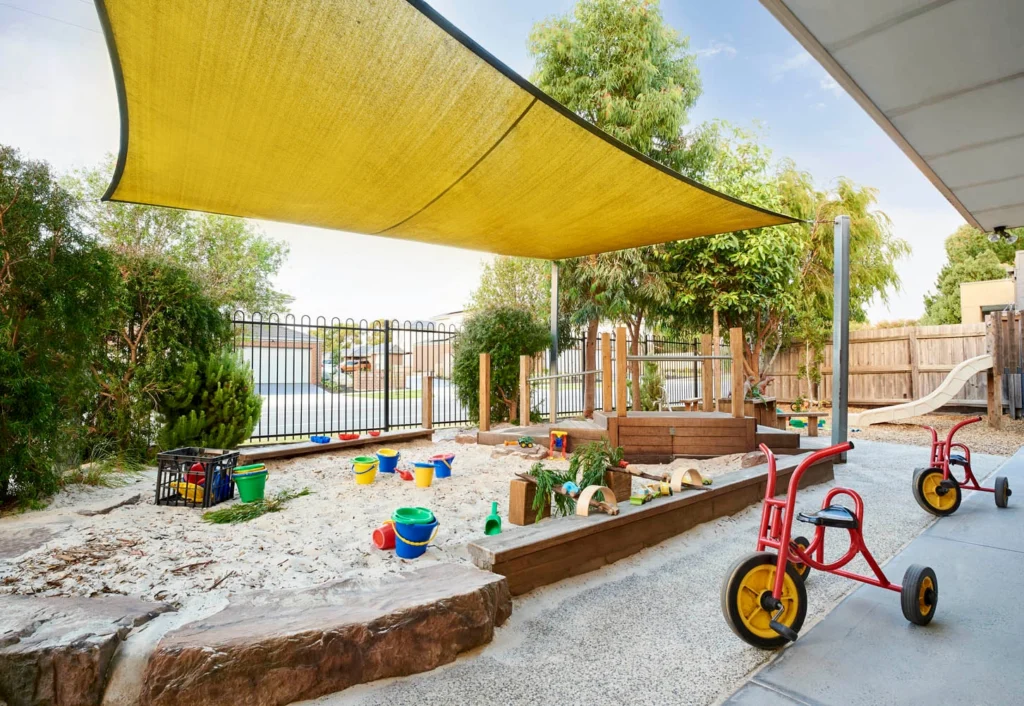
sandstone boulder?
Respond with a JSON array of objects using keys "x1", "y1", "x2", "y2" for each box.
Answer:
[
  {"x1": 454, "y1": 431, "x2": 478, "y2": 444},
  {"x1": 741, "y1": 450, "x2": 768, "y2": 468},
  {"x1": 0, "y1": 595, "x2": 173, "y2": 706},
  {"x1": 141, "y1": 563, "x2": 511, "y2": 706}
]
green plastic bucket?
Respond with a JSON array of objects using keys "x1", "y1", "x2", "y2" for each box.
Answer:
[
  {"x1": 235, "y1": 470, "x2": 268, "y2": 503},
  {"x1": 392, "y1": 507, "x2": 435, "y2": 525}
]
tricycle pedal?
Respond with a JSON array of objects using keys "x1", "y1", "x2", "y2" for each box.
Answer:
[{"x1": 770, "y1": 620, "x2": 798, "y2": 642}]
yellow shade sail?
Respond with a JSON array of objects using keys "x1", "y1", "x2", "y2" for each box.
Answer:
[{"x1": 95, "y1": 0, "x2": 796, "y2": 259}]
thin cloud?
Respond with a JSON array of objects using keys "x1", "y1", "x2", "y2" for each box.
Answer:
[
  {"x1": 770, "y1": 50, "x2": 812, "y2": 80},
  {"x1": 696, "y1": 40, "x2": 737, "y2": 59},
  {"x1": 820, "y1": 76, "x2": 844, "y2": 98}
]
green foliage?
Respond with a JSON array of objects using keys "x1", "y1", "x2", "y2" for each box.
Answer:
[
  {"x1": 921, "y1": 225, "x2": 1020, "y2": 325},
  {"x1": 469, "y1": 256, "x2": 551, "y2": 322},
  {"x1": 922, "y1": 250, "x2": 1007, "y2": 325},
  {"x1": 639, "y1": 362, "x2": 664, "y2": 411},
  {"x1": 158, "y1": 350, "x2": 262, "y2": 450},
  {"x1": 65, "y1": 158, "x2": 289, "y2": 313},
  {"x1": 452, "y1": 308, "x2": 551, "y2": 423},
  {"x1": 529, "y1": 440, "x2": 623, "y2": 520},
  {"x1": 529, "y1": 0, "x2": 705, "y2": 175},
  {"x1": 202, "y1": 487, "x2": 311, "y2": 524},
  {"x1": 88, "y1": 256, "x2": 230, "y2": 460},
  {"x1": 0, "y1": 146, "x2": 117, "y2": 504}
]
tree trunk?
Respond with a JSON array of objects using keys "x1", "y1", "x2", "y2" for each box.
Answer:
[{"x1": 582, "y1": 318, "x2": 598, "y2": 418}]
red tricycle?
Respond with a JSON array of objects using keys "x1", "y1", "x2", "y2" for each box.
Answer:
[
  {"x1": 722, "y1": 442, "x2": 938, "y2": 649},
  {"x1": 912, "y1": 416, "x2": 1011, "y2": 516}
]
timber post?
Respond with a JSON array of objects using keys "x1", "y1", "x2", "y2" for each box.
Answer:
[
  {"x1": 519, "y1": 355, "x2": 531, "y2": 426},
  {"x1": 479, "y1": 352, "x2": 491, "y2": 432},
  {"x1": 713, "y1": 309, "x2": 720, "y2": 411},
  {"x1": 730, "y1": 327, "x2": 744, "y2": 419},
  {"x1": 987, "y1": 313, "x2": 1002, "y2": 428},
  {"x1": 601, "y1": 332, "x2": 613, "y2": 413},
  {"x1": 701, "y1": 334, "x2": 713, "y2": 412},
  {"x1": 616, "y1": 327, "x2": 628, "y2": 418},
  {"x1": 421, "y1": 374, "x2": 433, "y2": 430}
]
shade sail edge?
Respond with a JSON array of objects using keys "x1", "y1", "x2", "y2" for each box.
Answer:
[{"x1": 94, "y1": 0, "x2": 800, "y2": 260}]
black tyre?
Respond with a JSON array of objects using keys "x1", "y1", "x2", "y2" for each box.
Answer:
[
  {"x1": 913, "y1": 467, "x2": 961, "y2": 516},
  {"x1": 790, "y1": 536, "x2": 811, "y2": 583},
  {"x1": 901, "y1": 564, "x2": 938, "y2": 626},
  {"x1": 994, "y1": 476, "x2": 1010, "y2": 509},
  {"x1": 722, "y1": 552, "x2": 807, "y2": 649}
]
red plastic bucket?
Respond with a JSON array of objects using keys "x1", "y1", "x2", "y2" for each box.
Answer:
[{"x1": 372, "y1": 520, "x2": 396, "y2": 550}]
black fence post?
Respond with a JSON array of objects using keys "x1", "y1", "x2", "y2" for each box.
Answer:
[{"x1": 383, "y1": 320, "x2": 391, "y2": 431}]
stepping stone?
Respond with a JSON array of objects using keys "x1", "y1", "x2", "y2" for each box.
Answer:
[
  {"x1": 140, "y1": 564, "x2": 511, "y2": 706},
  {"x1": 0, "y1": 594, "x2": 174, "y2": 706}
]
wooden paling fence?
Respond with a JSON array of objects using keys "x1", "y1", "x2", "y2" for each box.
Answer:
[
  {"x1": 990, "y1": 312, "x2": 1024, "y2": 420},
  {"x1": 773, "y1": 323, "x2": 989, "y2": 408}
]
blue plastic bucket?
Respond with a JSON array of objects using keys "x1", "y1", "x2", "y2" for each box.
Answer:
[
  {"x1": 430, "y1": 454, "x2": 453, "y2": 479},
  {"x1": 377, "y1": 449, "x2": 400, "y2": 473},
  {"x1": 393, "y1": 519, "x2": 439, "y2": 559}
]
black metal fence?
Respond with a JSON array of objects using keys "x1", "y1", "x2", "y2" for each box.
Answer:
[
  {"x1": 527, "y1": 334, "x2": 700, "y2": 416},
  {"x1": 232, "y1": 313, "x2": 698, "y2": 441},
  {"x1": 232, "y1": 313, "x2": 465, "y2": 440}
]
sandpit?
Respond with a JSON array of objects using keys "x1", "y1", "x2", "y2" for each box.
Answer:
[{"x1": 0, "y1": 435, "x2": 746, "y2": 611}]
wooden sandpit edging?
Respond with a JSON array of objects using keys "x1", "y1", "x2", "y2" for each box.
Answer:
[
  {"x1": 468, "y1": 451, "x2": 834, "y2": 595},
  {"x1": 238, "y1": 428, "x2": 432, "y2": 464}
]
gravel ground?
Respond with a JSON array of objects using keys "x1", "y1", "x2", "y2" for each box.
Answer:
[
  {"x1": 304, "y1": 439, "x2": 1007, "y2": 706},
  {"x1": 776, "y1": 408, "x2": 1024, "y2": 457}
]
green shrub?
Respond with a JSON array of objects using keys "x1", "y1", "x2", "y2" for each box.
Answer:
[
  {"x1": 0, "y1": 146, "x2": 117, "y2": 505},
  {"x1": 639, "y1": 362, "x2": 664, "y2": 411},
  {"x1": 158, "y1": 349, "x2": 262, "y2": 450},
  {"x1": 452, "y1": 307, "x2": 551, "y2": 423}
]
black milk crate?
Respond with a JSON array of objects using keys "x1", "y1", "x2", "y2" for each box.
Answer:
[{"x1": 156, "y1": 447, "x2": 239, "y2": 508}]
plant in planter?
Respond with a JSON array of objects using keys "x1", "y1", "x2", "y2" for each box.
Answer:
[{"x1": 528, "y1": 440, "x2": 624, "y2": 520}]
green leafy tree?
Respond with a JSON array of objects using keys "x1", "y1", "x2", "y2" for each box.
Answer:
[
  {"x1": 0, "y1": 146, "x2": 117, "y2": 504},
  {"x1": 65, "y1": 158, "x2": 289, "y2": 313},
  {"x1": 921, "y1": 225, "x2": 1021, "y2": 324},
  {"x1": 468, "y1": 256, "x2": 551, "y2": 322},
  {"x1": 159, "y1": 349, "x2": 262, "y2": 449},
  {"x1": 922, "y1": 250, "x2": 1007, "y2": 325},
  {"x1": 89, "y1": 256, "x2": 230, "y2": 460},
  {"x1": 530, "y1": 0, "x2": 709, "y2": 414},
  {"x1": 659, "y1": 126, "x2": 908, "y2": 389},
  {"x1": 452, "y1": 308, "x2": 551, "y2": 424}
]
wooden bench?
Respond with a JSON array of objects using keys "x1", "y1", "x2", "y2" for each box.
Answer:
[{"x1": 777, "y1": 411, "x2": 827, "y2": 437}]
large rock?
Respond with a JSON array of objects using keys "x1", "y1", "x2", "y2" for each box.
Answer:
[
  {"x1": 140, "y1": 563, "x2": 511, "y2": 706},
  {"x1": 0, "y1": 595, "x2": 174, "y2": 706},
  {"x1": 741, "y1": 450, "x2": 768, "y2": 468}
]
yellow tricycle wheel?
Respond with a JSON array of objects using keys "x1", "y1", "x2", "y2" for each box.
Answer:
[
  {"x1": 722, "y1": 552, "x2": 807, "y2": 649},
  {"x1": 912, "y1": 467, "x2": 961, "y2": 516},
  {"x1": 901, "y1": 564, "x2": 938, "y2": 626}
]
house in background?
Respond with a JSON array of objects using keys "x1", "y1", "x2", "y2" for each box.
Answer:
[
  {"x1": 342, "y1": 343, "x2": 409, "y2": 391},
  {"x1": 235, "y1": 324, "x2": 321, "y2": 388},
  {"x1": 960, "y1": 252, "x2": 1022, "y2": 323}
]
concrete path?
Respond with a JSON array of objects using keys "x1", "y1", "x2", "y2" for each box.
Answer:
[
  {"x1": 724, "y1": 446, "x2": 1024, "y2": 706},
  {"x1": 302, "y1": 440, "x2": 1004, "y2": 706}
]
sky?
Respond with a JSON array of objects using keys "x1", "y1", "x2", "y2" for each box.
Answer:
[{"x1": 0, "y1": 0, "x2": 966, "y2": 322}]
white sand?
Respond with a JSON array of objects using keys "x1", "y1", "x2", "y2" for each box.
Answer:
[{"x1": 0, "y1": 435, "x2": 742, "y2": 611}]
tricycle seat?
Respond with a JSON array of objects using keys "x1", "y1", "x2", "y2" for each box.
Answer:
[
  {"x1": 797, "y1": 504, "x2": 859, "y2": 529},
  {"x1": 949, "y1": 454, "x2": 967, "y2": 467}
]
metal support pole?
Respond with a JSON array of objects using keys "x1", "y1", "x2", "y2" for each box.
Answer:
[
  {"x1": 549, "y1": 262, "x2": 559, "y2": 423},
  {"x1": 831, "y1": 215, "x2": 851, "y2": 460}
]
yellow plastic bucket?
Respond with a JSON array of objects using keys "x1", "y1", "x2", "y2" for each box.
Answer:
[
  {"x1": 353, "y1": 456, "x2": 378, "y2": 486},
  {"x1": 413, "y1": 462, "x2": 434, "y2": 488}
]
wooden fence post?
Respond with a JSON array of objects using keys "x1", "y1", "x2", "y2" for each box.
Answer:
[
  {"x1": 479, "y1": 353, "x2": 491, "y2": 432},
  {"x1": 701, "y1": 334, "x2": 713, "y2": 412},
  {"x1": 601, "y1": 332, "x2": 613, "y2": 413},
  {"x1": 987, "y1": 313, "x2": 1002, "y2": 427},
  {"x1": 712, "y1": 309, "x2": 720, "y2": 411},
  {"x1": 519, "y1": 355, "x2": 531, "y2": 426},
  {"x1": 908, "y1": 328, "x2": 920, "y2": 400},
  {"x1": 615, "y1": 327, "x2": 628, "y2": 418},
  {"x1": 730, "y1": 327, "x2": 744, "y2": 418},
  {"x1": 421, "y1": 374, "x2": 433, "y2": 430}
]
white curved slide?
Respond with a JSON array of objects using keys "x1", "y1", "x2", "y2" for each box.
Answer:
[{"x1": 850, "y1": 354, "x2": 993, "y2": 427}]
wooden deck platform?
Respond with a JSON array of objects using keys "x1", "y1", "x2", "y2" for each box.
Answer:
[
  {"x1": 468, "y1": 450, "x2": 834, "y2": 595},
  {"x1": 477, "y1": 410, "x2": 802, "y2": 460}
]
